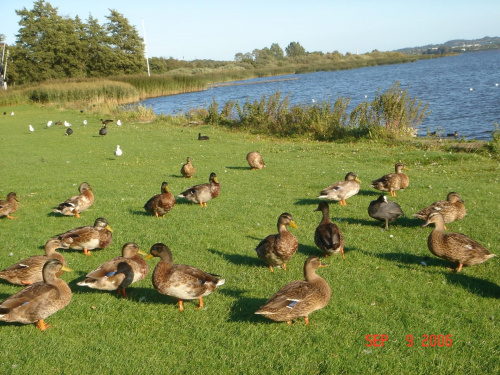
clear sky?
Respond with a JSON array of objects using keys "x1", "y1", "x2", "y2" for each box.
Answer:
[{"x1": 2, "y1": 0, "x2": 499, "y2": 61}]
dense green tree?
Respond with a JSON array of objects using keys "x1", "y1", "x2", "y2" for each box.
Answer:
[
  {"x1": 285, "y1": 41, "x2": 306, "y2": 57},
  {"x1": 269, "y1": 43, "x2": 284, "y2": 60},
  {"x1": 13, "y1": 0, "x2": 69, "y2": 83},
  {"x1": 105, "y1": 9, "x2": 146, "y2": 75},
  {"x1": 83, "y1": 14, "x2": 114, "y2": 77}
]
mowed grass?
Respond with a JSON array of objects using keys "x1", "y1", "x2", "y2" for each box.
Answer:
[{"x1": 0, "y1": 104, "x2": 498, "y2": 374}]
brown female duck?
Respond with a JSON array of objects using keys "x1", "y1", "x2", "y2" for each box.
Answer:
[
  {"x1": 371, "y1": 162, "x2": 409, "y2": 197},
  {"x1": 55, "y1": 217, "x2": 113, "y2": 256},
  {"x1": 144, "y1": 181, "x2": 176, "y2": 218},
  {"x1": 255, "y1": 212, "x2": 298, "y2": 272},
  {"x1": 177, "y1": 172, "x2": 220, "y2": 207},
  {"x1": 317, "y1": 172, "x2": 361, "y2": 206},
  {"x1": 422, "y1": 212, "x2": 496, "y2": 272},
  {"x1": 0, "y1": 239, "x2": 69, "y2": 285},
  {"x1": 53, "y1": 182, "x2": 94, "y2": 218},
  {"x1": 0, "y1": 259, "x2": 72, "y2": 331},
  {"x1": 181, "y1": 157, "x2": 196, "y2": 178},
  {"x1": 314, "y1": 202, "x2": 345, "y2": 258},
  {"x1": 255, "y1": 256, "x2": 331, "y2": 325},
  {"x1": 246, "y1": 151, "x2": 266, "y2": 170},
  {"x1": 0, "y1": 192, "x2": 19, "y2": 219},
  {"x1": 413, "y1": 192, "x2": 466, "y2": 229},
  {"x1": 77, "y1": 242, "x2": 148, "y2": 298},
  {"x1": 145, "y1": 243, "x2": 225, "y2": 311}
]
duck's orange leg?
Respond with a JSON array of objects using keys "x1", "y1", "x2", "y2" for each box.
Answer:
[
  {"x1": 390, "y1": 190, "x2": 396, "y2": 197},
  {"x1": 195, "y1": 297, "x2": 204, "y2": 310},
  {"x1": 456, "y1": 263, "x2": 463, "y2": 272},
  {"x1": 340, "y1": 248, "x2": 345, "y2": 260},
  {"x1": 83, "y1": 248, "x2": 91, "y2": 256},
  {"x1": 35, "y1": 319, "x2": 50, "y2": 331},
  {"x1": 21, "y1": 280, "x2": 33, "y2": 285},
  {"x1": 154, "y1": 212, "x2": 159, "y2": 218},
  {"x1": 178, "y1": 300, "x2": 185, "y2": 311},
  {"x1": 6, "y1": 215, "x2": 18, "y2": 219},
  {"x1": 282, "y1": 263, "x2": 287, "y2": 271},
  {"x1": 269, "y1": 265, "x2": 274, "y2": 272},
  {"x1": 117, "y1": 287, "x2": 128, "y2": 298},
  {"x1": 75, "y1": 212, "x2": 81, "y2": 219},
  {"x1": 304, "y1": 316, "x2": 310, "y2": 325},
  {"x1": 199, "y1": 201, "x2": 204, "y2": 207}
]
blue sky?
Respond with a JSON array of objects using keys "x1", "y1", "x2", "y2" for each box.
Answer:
[{"x1": 2, "y1": 0, "x2": 499, "y2": 61}]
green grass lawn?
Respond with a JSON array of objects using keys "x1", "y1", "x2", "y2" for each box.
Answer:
[{"x1": 0, "y1": 104, "x2": 498, "y2": 374}]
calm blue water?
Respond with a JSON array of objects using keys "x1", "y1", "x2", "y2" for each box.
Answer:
[{"x1": 141, "y1": 50, "x2": 500, "y2": 140}]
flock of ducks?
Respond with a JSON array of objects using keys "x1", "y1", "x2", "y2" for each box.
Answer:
[{"x1": 0, "y1": 150, "x2": 497, "y2": 329}]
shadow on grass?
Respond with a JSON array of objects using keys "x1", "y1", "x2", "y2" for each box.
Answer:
[
  {"x1": 357, "y1": 189, "x2": 381, "y2": 197},
  {"x1": 294, "y1": 198, "x2": 326, "y2": 206},
  {"x1": 367, "y1": 250, "x2": 449, "y2": 268},
  {"x1": 225, "y1": 166, "x2": 250, "y2": 170},
  {"x1": 207, "y1": 248, "x2": 262, "y2": 268},
  {"x1": 443, "y1": 272, "x2": 500, "y2": 298},
  {"x1": 220, "y1": 287, "x2": 267, "y2": 323},
  {"x1": 298, "y1": 243, "x2": 321, "y2": 257}
]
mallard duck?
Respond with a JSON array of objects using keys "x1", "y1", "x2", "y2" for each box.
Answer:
[
  {"x1": 198, "y1": 133, "x2": 209, "y2": 140},
  {"x1": 0, "y1": 239, "x2": 69, "y2": 285},
  {"x1": 181, "y1": 157, "x2": 196, "y2": 178},
  {"x1": 370, "y1": 162, "x2": 409, "y2": 197},
  {"x1": 422, "y1": 212, "x2": 496, "y2": 272},
  {"x1": 368, "y1": 195, "x2": 404, "y2": 230},
  {"x1": 55, "y1": 217, "x2": 113, "y2": 256},
  {"x1": 255, "y1": 213, "x2": 298, "y2": 272},
  {"x1": 317, "y1": 172, "x2": 361, "y2": 206},
  {"x1": 53, "y1": 182, "x2": 94, "y2": 218},
  {"x1": 413, "y1": 192, "x2": 466, "y2": 229},
  {"x1": 145, "y1": 243, "x2": 225, "y2": 311},
  {"x1": 100, "y1": 119, "x2": 113, "y2": 125},
  {"x1": 144, "y1": 181, "x2": 176, "y2": 218},
  {"x1": 177, "y1": 172, "x2": 220, "y2": 207},
  {"x1": 0, "y1": 259, "x2": 72, "y2": 331},
  {"x1": 77, "y1": 242, "x2": 148, "y2": 298},
  {"x1": 255, "y1": 256, "x2": 331, "y2": 325},
  {"x1": 246, "y1": 151, "x2": 266, "y2": 170},
  {"x1": 0, "y1": 192, "x2": 19, "y2": 219},
  {"x1": 314, "y1": 202, "x2": 344, "y2": 258}
]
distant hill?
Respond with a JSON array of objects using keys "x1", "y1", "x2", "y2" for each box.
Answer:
[{"x1": 395, "y1": 36, "x2": 500, "y2": 55}]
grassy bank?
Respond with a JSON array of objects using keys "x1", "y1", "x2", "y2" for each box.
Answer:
[{"x1": 0, "y1": 105, "x2": 498, "y2": 374}]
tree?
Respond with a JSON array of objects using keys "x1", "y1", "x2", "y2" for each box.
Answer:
[
  {"x1": 13, "y1": 0, "x2": 71, "y2": 83},
  {"x1": 285, "y1": 41, "x2": 306, "y2": 57},
  {"x1": 84, "y1": 14, "x2": 114, "y2": 77},
  {"x1": 270, "y1": 43, "x2": 284, "y2": 60},
  {"x1": 105, "y1": 9, "x2": 146, "y2": 75}
]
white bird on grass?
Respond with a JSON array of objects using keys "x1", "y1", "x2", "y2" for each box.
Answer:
[
  {"x1": 116, "y1": 120, "x2": 122, "y2": 126},
  {"x1": 47, "y1": 120, "x2": 53, "y2": 127},
  {"x1": 83, "y1": 120, "x2": 87, "y2": 125},
  {"x1": 29, "y1": 125, "x2": 34, "y2": 133},
  {"x1": 10, "y1": 112, "x2": 14, "y2": 116},
  {"x1": 64, "y1": 121, "x2": 71, "y2": 127},
  {"x1": 114, "y1": 145, "x2": 122, "y2": 157}
]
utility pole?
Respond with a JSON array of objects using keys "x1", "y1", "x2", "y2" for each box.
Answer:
[{"x1": 142, "y1": 19, "x2": 151, "y2": 77}]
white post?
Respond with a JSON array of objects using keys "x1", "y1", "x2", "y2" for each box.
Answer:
[{"x1": 142, "y1": 19, "x2": 151, "y2": 77}]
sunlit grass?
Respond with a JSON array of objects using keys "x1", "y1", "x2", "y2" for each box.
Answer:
[{"x1": 0, "y1": 104, "x2": 498, "y2": 374}]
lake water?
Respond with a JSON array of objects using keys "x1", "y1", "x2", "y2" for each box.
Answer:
[{"x1": 141, "y1": 50, "x2": 500, "y2": 141}]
